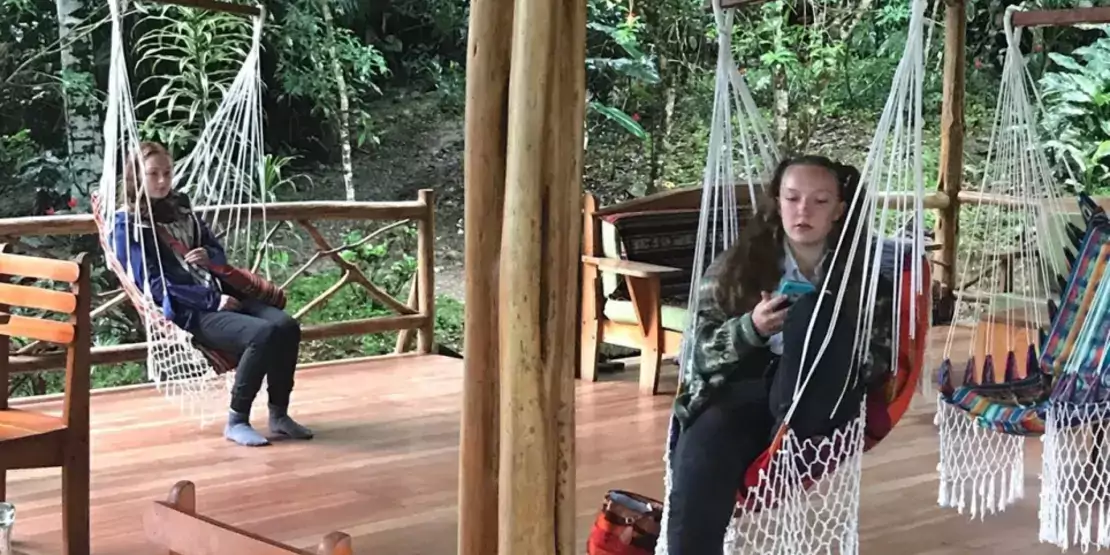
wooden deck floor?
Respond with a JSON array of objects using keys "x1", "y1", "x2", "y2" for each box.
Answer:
[{"x1": 5, "y1": 345, "x2": 1071, "y2": 554}]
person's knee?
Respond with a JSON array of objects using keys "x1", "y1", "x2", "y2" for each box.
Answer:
[
  {"x1": 278, "y1": 314, "x2": 301, "y2": 341},
  {"x1": 247, "y1": 321, "x2": 279, "y2": 347}
]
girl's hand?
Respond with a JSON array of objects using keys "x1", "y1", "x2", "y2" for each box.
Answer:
[
  {"x1": 185, "y1": 248, "x2": 211, "y2": 267},
  {"x1": 752, "y1": 291, "x2": 789, "y2": 337},
  {"x1": 219, "y1": 295, "x2": 241, "y2": 312}
]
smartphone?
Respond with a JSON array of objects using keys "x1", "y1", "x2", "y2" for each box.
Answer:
[{"x1": 776, "y1": 279, "x2": 816, "y2": 305}]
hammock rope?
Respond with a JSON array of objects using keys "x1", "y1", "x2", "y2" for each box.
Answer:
[
  {"x1": 932, "y1": 8, "x2": 1110, "y2": 551},
  {"x1": 654, "y1": 0, "x2": 933, "y2": 550},
  {"x1": 933, "y1": 4, "x2": 1071, "y2": 520},
  {"x1": 94, "y1": 0, "x2": 268, "y2": 425}
]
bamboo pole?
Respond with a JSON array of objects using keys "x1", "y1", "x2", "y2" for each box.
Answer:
[
  {"x1": 458, "y1": 0, "x2": 514, "y2": 547},
  {"x1": 934, "y1": 0, "x2": 966, "y2": 319},
  {"x1": 498, "y1": 0, "x2": 557, "y2": 545},
  {"x1": 545, "y1": 0, "x2": 586, "y2": 550}
]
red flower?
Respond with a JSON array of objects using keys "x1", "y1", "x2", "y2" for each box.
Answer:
[
  {"x1": 974, "y1": 58, "x2": 984, "y2": 70},
  {"x1": 632, "y1": 113, "x2": 641, "y2": 122},
  {"x1": 68, "y1": 197, "x2": 77, "y2": 208},
  {"x1": 1034, "y1": 44, "x2": 1043, "y2": 53},
  {"x1": 46, "y1": 207, "x2": 55, "y2": 215}
]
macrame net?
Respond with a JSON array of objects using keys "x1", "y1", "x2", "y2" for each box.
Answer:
[
  {"x1": 654, "y1": 0, "x2": 933, "y2": 550},
  {"x1": 94, "y1": 0, "x2": 268, "y2": 425},
  {"x1": 933, "y1": 6, "x2": 1071, "y2": 522},
  {"x1": 1039, "y1": 203, "x2": 1110, "y2": 550}
]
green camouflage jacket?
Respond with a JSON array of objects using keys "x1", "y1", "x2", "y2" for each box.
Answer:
[{"x1": 673, "y1": 252, "x2": 897, "y2": 429}]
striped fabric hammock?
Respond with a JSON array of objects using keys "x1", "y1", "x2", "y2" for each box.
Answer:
[
  {"x1": 932, "y1": 8, "x2": 1110, "y2": 552},
  {"x1": 652, "y1": 0, "x2": 935, "y2": 551}
]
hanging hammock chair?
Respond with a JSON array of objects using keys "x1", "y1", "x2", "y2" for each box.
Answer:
[
  {"x1": 932, "y1": 7, "x2": 1110, "y2": 552},
  {"x1": 92, "y1": 0, "x2": 269, "y2": 424},
  {"x1": 653, "y1": 0, "x2": 936, "y2": 551}
]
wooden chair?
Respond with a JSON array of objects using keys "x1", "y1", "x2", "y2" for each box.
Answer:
[
  {"x1": 0, "y1": 246, "x2": 92, "y2": 555},
  {"x1": 579, "y1": 185, "x2": 759, "y2": 395},
  {"x1": 143, "y1": 480, "x2": 355, "y2": 555}
]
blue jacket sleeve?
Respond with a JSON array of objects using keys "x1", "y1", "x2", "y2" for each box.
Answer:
[
  {"x1": 112, "y1": 215, "x2": 222, "y2": 319},
  {"x1": 196, "y1": 215, "x2": 228, "y2": 266}
]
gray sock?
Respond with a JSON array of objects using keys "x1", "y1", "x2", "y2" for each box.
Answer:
[
  {"x1": 268, "y1": 404, "x2": 313, "y2": 439},
  {"x1": 224, "y1": 410, "x2": 270, "y2": 446}
]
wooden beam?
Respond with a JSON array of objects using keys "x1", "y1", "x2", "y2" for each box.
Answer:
[
  {"x1": 144, "y1": 0, "x2": 261, "y2": 17},
  {"x1": 1011, "y1": 7, "x2": 1110, "y2": 28},
  {"x1": 8, "y1": 315, "x2": 427, "y2": 373},
  {"x1": 872, "y1": 190, "x2": 950, "y2": 210},
  {"x1": 0, "y1": 201, "x2": 427, "y2": 239},
  {"x1": 547, "y1": 0, "x2": 586, "y2": 548},
  {"x1": 458, "y1": 0, "x2": 513, "y2": 544},
  {"x1": 416, "y1": 189, "x2": 436, "y2": 354},
  {"x1": 498, "y1": 0, "x2": 557, "y2": 544},
  {"x1": 702, "y1": 0, "x2": 773, "y2": 12},
  {"x1": 934, "y1": 0, "x2": 966, "y2": 319}
]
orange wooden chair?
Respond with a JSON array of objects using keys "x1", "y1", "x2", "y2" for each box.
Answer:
[
  {"x1": 0, "y1": 246, "x2": 92, "y2": 555},
  {"x1": 143, "y1": 480, "x2": 355, "y2": 555}
]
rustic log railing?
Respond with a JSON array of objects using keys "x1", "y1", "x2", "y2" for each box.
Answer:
[{"x1": 0, "y1": 190, "x2": 436, "y2": 379}]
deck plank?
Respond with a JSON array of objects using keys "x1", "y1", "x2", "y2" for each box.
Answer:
[{"x1": 5, "y1": 343, "x2": 1066, "y2": 554}]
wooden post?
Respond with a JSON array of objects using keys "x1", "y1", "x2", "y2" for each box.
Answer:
[
  {"x1": 546, "y1": 0, "x2": 586, "y2": 549},
  {"x1": 934, "y1": 0, "x2": 966, "y2": 321},
  {"x1": 416, "y1": 189, "x2": 436, "y2": 354},
  {"x1": 497, "y1": 0, "x2": 560, "y2": 545},
  {"x1": 458, "y1": 0, "x2": 513, "y2": 548}
]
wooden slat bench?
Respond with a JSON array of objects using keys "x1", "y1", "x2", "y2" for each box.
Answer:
[
  {"x1": 0, "y1": 245, "x2": 92, "y2": 555},
  {"x1": 143, "y1": 480, "x2": 355, "y2": 555}
]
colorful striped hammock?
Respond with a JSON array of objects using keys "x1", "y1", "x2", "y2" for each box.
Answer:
[{"x1": 936, "y1": 194, "x2": 1107, "y2": 434}]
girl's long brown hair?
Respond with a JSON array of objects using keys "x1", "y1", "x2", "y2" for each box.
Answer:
[{"x1": 710, "y1": 155, "x2": 864, "y2": 316}]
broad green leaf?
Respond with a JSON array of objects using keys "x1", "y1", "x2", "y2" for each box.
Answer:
[
  {"x1": 1048, "y1": 52, "x2": 1084, "y2": 73},
  {"x1": 588, "y1": 101, "x2": 648, "y2": 141}
]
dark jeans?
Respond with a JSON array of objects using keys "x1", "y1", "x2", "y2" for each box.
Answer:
[
  {"x1": 190, "y1": 298, "x2": 302, "y2": 415},
  {"x1": 666, "y1": 292, "x2": 863, "y2": 554}
]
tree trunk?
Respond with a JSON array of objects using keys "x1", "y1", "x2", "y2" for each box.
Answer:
[
  {"x1": 773, "y1": 67, "x2": 789, "y2": 152},
  {"x1": 320, "y1": 0, "x2": 356, "y2": 201},
  {"x1": 647, "y1": 58, "x2": 677, "y2": 195},
  {"x1": 55, "y1": 0, "x2": 100, "y2": 200}
]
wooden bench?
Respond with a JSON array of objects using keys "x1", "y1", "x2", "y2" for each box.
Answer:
[
  {"x1": 143, "y1": 480, "x2": 355, "y2": 555},
  {"x1": 0, "y1": 245, "x2": 92, "y2": 555},
  {"x1": 579, "y1": 185, "x2": 760, "y2": 395}
]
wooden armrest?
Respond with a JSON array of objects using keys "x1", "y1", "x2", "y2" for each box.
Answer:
[{"x1": 581, "y1": 256, "x2": 681, "y2": 278}]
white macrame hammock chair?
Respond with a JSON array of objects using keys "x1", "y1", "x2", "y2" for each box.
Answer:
[
  {"x1": 654, "y1": 0, "x2": 935, "y2": 551},
  {"x1": 93, "y1": 0, "x2": 269, "y2": 425},
  {"x1": 933, "y1": 7, "x2": 1110, "y2": 552}
]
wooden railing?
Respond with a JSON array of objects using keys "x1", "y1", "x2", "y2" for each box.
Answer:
[{"x1": 0, "y1": 190, "x2": 436, "y2": 378}]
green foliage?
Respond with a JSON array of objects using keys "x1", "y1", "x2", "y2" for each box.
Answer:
[
  {"x1": 270, "y1": 0, "x2": 389, "y2": 148},
  {"x1": 134, "y1": 5, "x2": 252, "y2": 152},
  {"x1": 1040, "y1": 27, "x2": 1110, "y2": 193}
]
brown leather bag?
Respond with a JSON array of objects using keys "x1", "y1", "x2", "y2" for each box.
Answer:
[{"x1": 586, "y1": 490, "x2": 663, "y2": 555}]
